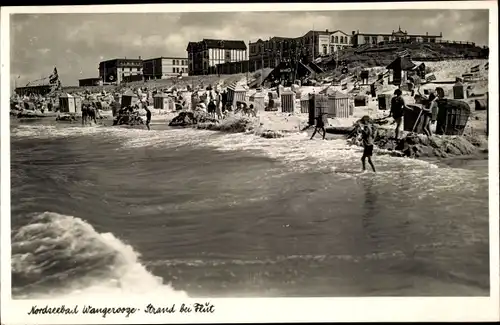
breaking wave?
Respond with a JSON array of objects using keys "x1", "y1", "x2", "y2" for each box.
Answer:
[{"x1": 11, "y1": 211, "x2": 188, "y2": 299}]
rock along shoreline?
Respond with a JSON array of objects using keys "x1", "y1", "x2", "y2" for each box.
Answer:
[{"x1": 167, "y1": 111, "x2": 488, "y2": 160}]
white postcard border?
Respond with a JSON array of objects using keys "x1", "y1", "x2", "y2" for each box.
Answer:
[{"x1": 1, "y1": 2, "x2": 498, "y2": 323}]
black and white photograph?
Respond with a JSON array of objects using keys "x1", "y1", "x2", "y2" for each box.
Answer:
[{"x1": 1, "y1": 2, "x2": 498, "y2": 323}]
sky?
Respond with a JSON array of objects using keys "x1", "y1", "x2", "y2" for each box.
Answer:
[{"x1": 9, "y1": 9, "x2": 490, "y2": 86}]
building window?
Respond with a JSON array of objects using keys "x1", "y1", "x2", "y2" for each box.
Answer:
[
  {"x1": 364, "y1": 36, "x2": 370, "y2": 44},
  {"x1": 330, "y1": 45, "x2": 335, "y2": 53},
  {"x1": 331, "y1": 36, "x2": 335, "y2": 43},
  {"x1": 340, "y1": 36, "x2": 344, "y2": 44},
  {"x1": 372, "y1": 36, "x2": 377, "y2": 44},
  {"x1": 384, "y1": 36, "x2": 390, "y2": 42},
  {"x1": 323, "y1": 45, "x2": 327, "y2": 55},
  {"x1": 335, "y1": 36, "x2": 339, "y2": 43}
]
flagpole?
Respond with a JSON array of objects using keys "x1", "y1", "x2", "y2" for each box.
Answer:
[
  {"x1": 312, "y1": 24, "x2": 315, "y2": 63},
  {"x1": 246, "y1": 40, "x2": 249, "y2": 85}
]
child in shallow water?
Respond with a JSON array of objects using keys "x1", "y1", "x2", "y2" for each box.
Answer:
[{"x1": 359, "y1": 116, "x2": 376, "y2": 173}]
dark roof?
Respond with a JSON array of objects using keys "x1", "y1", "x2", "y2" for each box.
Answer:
[
  {"x1": 143, "y1": 56, "x2": 188, "y2": 61},
  {"x1": 386, "y1": 56, "x2": 416, "y2": 71},
  {"x1": 307, "y1": 61, "x2": 325, "y2": 74},
  {"x1": 303, "y1": 30, "x2": 329, "y2": 36},
  {"x1": 187, "y1": 39, "x2": 247, "y2": 51},
  {"x1": 203, "y1": 39, "x2": 247, "y2": 50},
  {"x1": 270, "y1": 36, "x2": 296, "y2": 42},
  {"x1": 354, "y1": 32, "x2": 441, "y2": 38},
  {"x1": 100, "y1": 58, "x2": 143, "y2": 64}
]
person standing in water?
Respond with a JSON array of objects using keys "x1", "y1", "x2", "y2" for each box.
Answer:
[
  {"x1": 360, "y1": 116, "x2": 376, "y2": 173},
  {"x1": 389, "y1": 88, "x2": 407, "y2": 140},
  {"x1": 144, "y1": 104, "x2": 152, "y2": 130},
  {"x1": 310, "y1": 111, "x2": 327, "y2": 140}
]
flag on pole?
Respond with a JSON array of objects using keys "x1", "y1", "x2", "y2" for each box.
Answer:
[
  {"x1": 49, "y1": 66, "x2": 59, "y2": 84},
  {"x1": 470, "y1": 65, "x2": 480, "y2": 73}
]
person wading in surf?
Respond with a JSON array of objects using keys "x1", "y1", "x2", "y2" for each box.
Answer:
[
  {"x1": 359, "y1": 115, "x2": 376, "y2": 173},
  {"x1": 144, "y1": 105, "x2": 152, "y2": 130},
  {"x1": 310, "y1": 111, "x2": 327, "y2": 140},
  {"x1": 389, "y1": 89, "x2": 407, "y2": 140}
]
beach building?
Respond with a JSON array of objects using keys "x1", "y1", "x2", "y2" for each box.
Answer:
[
  {"x1": 15, "y1": 85, "x2": 53, "y2": 97},
  {"x1": 299, "y1": 30, "x2": 352, "y2": 61},
  {"x1": 351, "y1": 27, "x2": 443, "y2": 47},
  {"x1": 248, "y1": 30, "x2": 352, "y2": 72},
  {"x1": 249, "y1": 36, "x2": 299, "y2": 72},
  {"x1": 78, "y1": 78, "x2": 103, "y2": 87},
  {"x1": 98, "y1": 58, "x2": 143, "y2": 85},
  {"x1": 186, "y1": 39, "x2": 247, "y2": 75},
  {"x1": 142, "y1": 57, "x2": 189, "y2": 80}
]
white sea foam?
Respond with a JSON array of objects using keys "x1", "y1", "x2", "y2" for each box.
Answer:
[
  {"x1": 11, "y1": 124, "x2": 485, "y2": 196},
  {"x1": 12, "y1": 212, "x2": 188, "y2": 299}
]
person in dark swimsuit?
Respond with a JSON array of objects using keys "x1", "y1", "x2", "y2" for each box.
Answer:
[
  {"x1": 360, "y1": 115, "x2": 376, "y2": 172},
  {"x1": 145, "y1": 106, "x2": 152, "y2": 130},
  {"x1": 389, "y1": 89, "x2": 406, "y2": 140}
]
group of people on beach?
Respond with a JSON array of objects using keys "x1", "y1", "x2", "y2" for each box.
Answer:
[
  {"x1": 389, "y1": 87, "x2": 444, "y2": 139},
  {"x1": 193, "y1": 85, "x2": 258, "y2": 119},
  {"x1": 112, "y1": 97, "x2": 152, "y2": 130},
  {"x1": 309, "y1": 85, "x2": 446, "y2": 173}
]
